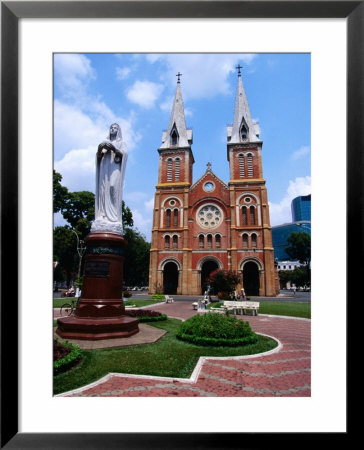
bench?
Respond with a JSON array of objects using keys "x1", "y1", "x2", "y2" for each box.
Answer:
[
  {"x1": 165, "y1": 295, "x2": 174, "y2": 303},
  {"x1": 222, "y1": 300, "x2": 260, "y2": 316}
]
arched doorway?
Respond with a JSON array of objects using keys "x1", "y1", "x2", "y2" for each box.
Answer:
[
  {"x1": 200, "y1": 260, "x2": 218, "y2": 294},
  {"x1": 163, "y1": 262, "x2": 179, "y2": 294},
  {"x1": 243, "y1": 261, "x2": 260, "y2": 296}
]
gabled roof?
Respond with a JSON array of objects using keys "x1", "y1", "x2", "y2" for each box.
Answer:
[{"x1": 190, "y1": 162, "x2": 229, "y2": 191}]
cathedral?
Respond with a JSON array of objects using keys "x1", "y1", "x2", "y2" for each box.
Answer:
[{"x1": 149, "y1": 69, "x2": 279, "y2": 296}]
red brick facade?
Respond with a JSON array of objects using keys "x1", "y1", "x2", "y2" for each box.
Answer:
[{"x1": 149, "y1": 76, "x2": 278, "y2": 296}]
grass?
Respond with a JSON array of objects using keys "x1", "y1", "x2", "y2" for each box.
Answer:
[
  {"x1": 53, "y1": 298, "x2": 163, "y2": 308},
  {"x1": 207, "y1": 300, "x2": 311, "y2": 319},
  {"x1": 53, "y1": 317, "x2": 278, "y2": 395},
  {"x1": 258, "y1": 301, "x2": 310, "y2": 319}
]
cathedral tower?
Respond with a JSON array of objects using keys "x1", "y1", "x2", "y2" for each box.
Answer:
[
  {"x1": 227, "y1": 66, "x2": 277, "y2": 296},
  {"x1": 149, "y1": 74, "x2": 194, "y2": 294}
]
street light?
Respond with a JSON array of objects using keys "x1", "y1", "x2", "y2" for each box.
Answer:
[{"x1": 70, "y1": 229, "x2": 86, "y2": 284}]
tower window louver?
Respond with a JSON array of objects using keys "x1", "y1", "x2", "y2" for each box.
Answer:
[
  {"x1": 247, "y1": 154, "x2": 253, "y2": 177},
  {"x1": 239, "y1": 154, "x2": 245, "y2": 177}
]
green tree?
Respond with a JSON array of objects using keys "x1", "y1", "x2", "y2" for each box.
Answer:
[
  {"x1": 62, "y1": 190, "x2": 95, "y2": 237},
  {"x1": 277, "y1": 270, "x2": 292, "y2": 289},
  {"x1": 53, "y1": 170, "x2": 68, "y2": 213},
  {"x1": 285, "y1": 232, "x2": 311, "y2": 265},
  {"x1": 53, "y1": 226, "x2": 79, "y2": 285},
  {"x1": 123, "y1": 227, "x2": 151, "y2": 287},
  {"x1": 122, "y1": 201, "x2": 133, "y2": 228},
  {"x1": 53, "y1": 170, "x2": 148, "y2": 288},
  {"x1": 290, "y1": 266, "x2": 310, "y2": 289}
]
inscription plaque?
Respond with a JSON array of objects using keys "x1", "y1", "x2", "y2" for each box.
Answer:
[{"x1": 84, "y1": 261, "x2": 110, "y2": 278}]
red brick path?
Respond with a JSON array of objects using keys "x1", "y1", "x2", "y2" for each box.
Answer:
[{"x1": 57, "y1": 301, "x2": 311, "y2": 397}]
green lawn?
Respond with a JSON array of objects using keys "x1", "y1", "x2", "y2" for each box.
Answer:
[
  {"x1": 257, "y1": 301, "x2": 310, "y2": 319},
  {"x1": 53, "y1": 317, "x2": 278, "y2": 395},
  {"x1": 208, "y1": 301, "x2": 311, "y2": 319},
  {"x1": 53, "y1": 298, "x2": 163, "y2": 309}
]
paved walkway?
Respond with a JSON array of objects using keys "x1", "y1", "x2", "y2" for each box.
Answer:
[{"x1": 56, "y1": 301, "x2": 311, "y2": 397}]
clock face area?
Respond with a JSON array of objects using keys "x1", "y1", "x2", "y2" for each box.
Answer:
[{"x1": 196, "y1": 204, "x2": 223, "y2": 230}]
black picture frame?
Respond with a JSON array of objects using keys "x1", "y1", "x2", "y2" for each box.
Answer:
[{"x1": 1, "y1": 1, "x2": 359, "y2": 448}]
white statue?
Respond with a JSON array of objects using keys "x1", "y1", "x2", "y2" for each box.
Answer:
[{"x1": 91, "y1": 123, "x2": 127, "y2": 234}]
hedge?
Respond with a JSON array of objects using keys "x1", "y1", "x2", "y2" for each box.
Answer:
[{"x1": 54, "y1": 340, "x2": 82, "y2": 375}]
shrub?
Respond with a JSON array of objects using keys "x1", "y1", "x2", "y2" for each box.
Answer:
[
  {"x1": 123, "y1": 289, "x2": 132, "y2": 298},
  {"x1": 207, "y1": 269, "x2": 241, "y2": 297},
  {"x1": 176, "y1": 313, "x2": 258, "y2": 347},
  {"x1": 151, "y1": 294, "x2": 165, "y2": 300},
  {"x1": 125, "y1": 309, "x2": 167, "y2": 322},
  {"x1": 54, "y1": 339, "x2": 82, "y2": 375},
  {"x1": 217, "y1": 291, "x2": 231, "y2": 300}
]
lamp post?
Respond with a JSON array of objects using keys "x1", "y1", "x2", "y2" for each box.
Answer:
[{"x1": 70, "y1": 229, "x2": 85, "y2": 283}]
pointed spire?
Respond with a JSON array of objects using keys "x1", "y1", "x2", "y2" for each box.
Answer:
[
  {"x1": 228, "y1": 67, "x2": 260, "y2": 144},
  {"x1": 161, "y1": 75, "x2": 192, "y2": 148}
]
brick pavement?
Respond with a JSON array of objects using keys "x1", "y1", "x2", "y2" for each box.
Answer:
[{"x1": 55, "y1": 300, "x2": 311, "y2": 397}]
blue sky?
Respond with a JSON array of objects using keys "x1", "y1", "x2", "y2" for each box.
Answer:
[{"x1": 54, "y1": 53, "x2": 311, "y2": 241}]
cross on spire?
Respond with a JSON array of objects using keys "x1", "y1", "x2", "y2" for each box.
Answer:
[
  {"x1": 236, "y1": 64, "x2": 243, "y2": 76},
  {"x1": 176, "y1": 72, "x2": 182, "y2": 83},
  {"x1": 206, "y1": 162, "x2": 212, "y2": 170}
]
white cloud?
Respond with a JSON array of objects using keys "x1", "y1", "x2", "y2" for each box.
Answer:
[
  {"x1": 116, "y1": 66, "x2": 131, "y2": 80},
  {"x1": 144, "y1": 197, "x2": 155, "y2": 211},
  {"x1": 130, "y1": 209, "x2": 152, "y2": 241},
  {"x1": 269, "y1": 176, "x2": 311, "y2": 225},
  {"x1": 126, "y1": 80, "x2": 164, "y2": 109},
  {"x1": 291, "y1": 145, "x2": 310, "y2": 161},
  {"x1": 54, "y1": 146, "x2": 96, "y2": 193},
  {"x1": 54, "y1": 100, "x2": 141, "y2": 163},
  {"x1": 54, "y1": 54, "x2": 96, "y2": 97}
]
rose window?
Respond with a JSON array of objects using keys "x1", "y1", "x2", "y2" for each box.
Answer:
[{"x1": 197, "y1": 204, "x2": 223, "y2": 229}]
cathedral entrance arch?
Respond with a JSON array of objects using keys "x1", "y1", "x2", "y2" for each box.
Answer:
[
  {"x1": 199, "y1": 258, "x2": 221, "y2": 294},
  {"x1": 242, "y1": 261, "x2": 260, "y2": 296},
  {"x1": 163, "y1": 262, "x2": 179, "y2": 294}
]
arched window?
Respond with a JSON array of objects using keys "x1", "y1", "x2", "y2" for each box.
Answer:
[
  {"x1": 247, "y1": 153, "x2": 253, "y2": 177},
  {"x1": 242, "y1": 234, "x2": 248, "y2": 248},
  {"x1": 172, "y1": 235, "x2": 178, "y2": 249},
  {"x1": 251, "y1": 233, "x2": 257, "y2": 248},
  {"x1": 166, "y1": 209, "x2": 171, "y2": 227},
  {"x1": 171, "y1": 124, "x2": 178, "y2": 146},
  {"x1": 215, "y1": 234, "x2": 221, "y2": 248},
  {"x1": 238, "y1": 154, "x2": 245, "y2": 178},
  {"x1": 167, "y1": 158, "x2": 173, "y2": 181},
  {"x1": 199, "y1": 235, "x2": 204, "y2": 248},
  {"x1": 165, "y1": 235, "x2": 170, "y2": 249},
  {"x1": 250, "y1": 206, "x2": 256, "y2": 225},
  {"x1": 241, "y1": 124, "x2": 248, "y2": 141},
  {"x1": 207, "y1": 234, "x2": 212, "y2": 249},
  {"x1": 173, "y1": 208, "x2": 179, "y2": 227},
  {"x1": 242, "y1": 206, "x2": 247, "y2": 225},
  {"x1": 175, "y1": 158, "x2": 181, "y2": 181}
]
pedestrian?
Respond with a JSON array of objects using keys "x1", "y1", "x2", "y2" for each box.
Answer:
[
  {"x1": 241, "y1": 288, "x2": 246, "y2": 300},
  {"x1": 293, "y1": 286, "x2": 296, "y2": 296}
]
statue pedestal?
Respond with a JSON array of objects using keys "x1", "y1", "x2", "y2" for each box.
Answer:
[{"x1": 56, "y1": 232, "x2": 139, "y2": 340}]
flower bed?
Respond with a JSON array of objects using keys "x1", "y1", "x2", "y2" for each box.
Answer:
[
  {"x1": 54, "y1": 340, "x2": 82, "y2": 375},
  {"x1": 124, "y1": 309, "x2": 167, "y2": 322},
  {"x1": 176, "y1": 313, "x2": 258, "y2": 347}
]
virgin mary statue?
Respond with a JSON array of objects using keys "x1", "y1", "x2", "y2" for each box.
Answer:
[{"x1": 91, "y1": 123, "x2": 127, "y2": 235}]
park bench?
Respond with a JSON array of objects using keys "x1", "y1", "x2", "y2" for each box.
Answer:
[
  {"x1": 222, "y1": 300, "x2": 260, "y2": 315},
  {"x1": 165, "y1": 295, "x2": 174, "y2": 303}
]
